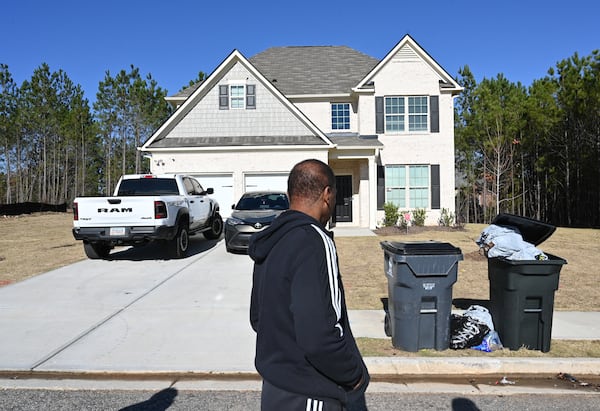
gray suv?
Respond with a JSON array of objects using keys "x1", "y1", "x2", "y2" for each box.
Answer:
[{"x1": 224, "y1": 191, "x2": 289, "y2": 253}]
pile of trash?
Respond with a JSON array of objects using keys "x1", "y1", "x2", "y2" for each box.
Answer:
[
  {"x1": 476, "y1": 224, "x2": 548, "y2": 260},
  {"x1": 450, "y1": 305, "x2": 503, "y2": 352}
]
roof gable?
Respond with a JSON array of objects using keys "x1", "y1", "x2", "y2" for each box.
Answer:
[
  {"x1": 355, "y1": 35, "x2": 462, "y2": 93},
  {"x1": 142, "y1": 50, "x2": 334, "y2": 150}
]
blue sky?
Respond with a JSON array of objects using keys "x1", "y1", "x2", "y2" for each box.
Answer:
[{"x1": 2, "y1": 0, "x2": 598, "y2": 103}]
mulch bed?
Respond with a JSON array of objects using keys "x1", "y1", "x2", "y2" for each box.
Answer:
[{"x1": 373, "y1": 225, "x2": 466, "y2": 236}]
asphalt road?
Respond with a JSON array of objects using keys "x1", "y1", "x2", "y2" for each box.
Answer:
[{"x1": 1, "y1": 387, "x2": 599, "y2": 411}]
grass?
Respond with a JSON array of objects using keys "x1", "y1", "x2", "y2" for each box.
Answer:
[
  {"x1": 0, "y1": 212, "x2": 85, "y2": 286},
  {"x1": 356, "y1": 338, "x2": 600, "y2": 358},
  {"x1": 1, "y1": 212, "x2": 599, "y2": 357},
  {"x1": 336, "y1": 224, "x2": 600, "y2": 311}
]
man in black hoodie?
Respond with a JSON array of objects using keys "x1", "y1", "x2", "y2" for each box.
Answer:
[{"x1": 249, "y1": 159, "x2": 370, "y2": 411}]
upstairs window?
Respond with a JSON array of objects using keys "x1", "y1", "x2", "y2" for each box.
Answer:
[
  {"x1": 230, "y1": 85, "x2": 245, "y2": 109},
  {"x1": 408, "y1": 96, "x2": 428, "y2": 131},
  {"x1": 331, "y1": 103, "x2": 350, "y2": 130},
  {"x1": 219, "y1": 84, "x2": 256, "y2": 110},
  {"x1": 384, "y1": 96, "x2": 428, "y2": 132}
]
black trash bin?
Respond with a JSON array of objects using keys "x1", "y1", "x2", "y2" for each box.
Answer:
[
  {"x1": 381, "y1": 241, "x2": 463, "y2": 352},
  {"x1": 486, "y1": 214, "x2": 567, "y2": 352}
]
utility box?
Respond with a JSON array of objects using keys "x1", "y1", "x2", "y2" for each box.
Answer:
[
  {"x1": 381, "y1": 241, "x2": 463, "y2": 352},
  {"x1": 487, "y1": 214, "x2": 567, "y2": 352}
]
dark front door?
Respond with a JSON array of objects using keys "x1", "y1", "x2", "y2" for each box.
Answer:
[{"x1": 334, "y1": 175, "x2": 352, "y2": 223}]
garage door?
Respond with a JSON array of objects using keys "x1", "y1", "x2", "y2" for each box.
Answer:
[
  {"x1": 244, "y1": 174, "x2": 288, "y2": 194},
  {"x1": 193, "y1": 174, "x2": 234, "y2": 218}
]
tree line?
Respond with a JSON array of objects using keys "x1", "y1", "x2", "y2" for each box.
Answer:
[
  {"x1": 455, "y1": 50, "x2": 600, "y2": 228},
  {"x1": 0, "y1": 64, "x2": 178, "y2": 205},
  {"x1": 1, "y1": 51, "x2": 598, "y2": 227}
]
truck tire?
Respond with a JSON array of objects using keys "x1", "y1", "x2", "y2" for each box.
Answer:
[
  {"x1": 203, "y1": 213, "x2": 223, "y2": 240},
  {"x1": 83, "y1": 242, "x2": 111, "y2": 259},
  {"x1": 169, "y1": 222, "x2": 189, "y2": 259}
]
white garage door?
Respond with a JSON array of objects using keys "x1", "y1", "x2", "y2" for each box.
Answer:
[
  {"x1": 193, "y1": 174, "x2": 234, "y2": 218},
  {"x1": 245, "y1": 174, "x2": 288, "y2": 194}
]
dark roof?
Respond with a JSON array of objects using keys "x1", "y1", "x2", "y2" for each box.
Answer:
[
  {"x1": 170, "y1": 81, "x2": 203, "y2": 99},
  {"x1": 170, "y1": 46, "x2": 379, "y2": 99},
  {"x1": 146, "y1": 135, "x2": 327, "y2": 148},
  {"x1": 326, "y1": 133, "x2": 383, "y2": 147},
  {"x1": 249, "y1": 46, "x2": 379, "y2": 95}
]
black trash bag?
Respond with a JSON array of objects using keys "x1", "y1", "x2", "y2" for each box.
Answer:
[{"x1": 450, "y1": 314, "x2": 490, "y2": 349}]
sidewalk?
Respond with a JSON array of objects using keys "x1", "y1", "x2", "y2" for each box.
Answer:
[{"x1": 350, "y1": 310, "x2": 600, "y2": 376}]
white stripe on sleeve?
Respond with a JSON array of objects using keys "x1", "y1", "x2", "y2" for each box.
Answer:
[{"x1": 311, "y1": 224, "x2": 343, "y2": 337}]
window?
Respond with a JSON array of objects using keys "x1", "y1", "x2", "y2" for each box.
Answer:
[
  {"x1": 384, "y1": 165, "x2": 430, "y2": 208},
  {"x1": 408, "y1": 96, "x2": 428, "y2": 131},
  {"x1": 230, "y1": 85, "x2": 245, "y2": 109},
  {"x1": 408, "y1": 165, "x2": 429, "y2": 208},
  {"x1": 219, "y1": 84, "x2": 256, "y2": 110},
  {"x1": 384, "y1": 96, "x2": 428, "y2": 132},
  {"x1": 385, "y1": 165, "x2": 406, "y2": 208},
  {"x1": 331, "y1": 103, "x2": 350, "y2": 130},
  {"x1": 385, "y1": 97, "x2": 405, "y2": 132}
]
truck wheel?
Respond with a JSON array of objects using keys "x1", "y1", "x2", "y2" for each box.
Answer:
[
  {"x1": 83, "y1": 242, "x2": 111, "y2": 259},
  {"x1": 169, "y1": 223, "x2": 189, "y2": 259},
  {"x1": 203, "y1": 213, "x2": 223, "y2": 240}
]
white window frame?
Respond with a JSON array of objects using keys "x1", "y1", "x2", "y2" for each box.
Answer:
[
  {"x1": 384, "y1": 96, "x2": 429, "y2": 133},
  {"x1": 331, "y1": 102, "x2": 351, "y2": 130},
  {"x1": 385, "y1": 164, "x2": 430, "y2": 209},
  {"x1": 229, "y1": 84, "x2": 246, "y2": 109}
]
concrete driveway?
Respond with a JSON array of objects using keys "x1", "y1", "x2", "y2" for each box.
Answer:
[{"x1": 0, "y1": 237, "x2": 257, "y2": 374}]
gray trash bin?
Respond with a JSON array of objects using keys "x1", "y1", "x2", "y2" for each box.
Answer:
[
  {"x1": 487, "y1": 214, "x2": 567, "y2": 352},
  {"x1": 381, "y1": 241, "x2": 463, "y2": 351}
]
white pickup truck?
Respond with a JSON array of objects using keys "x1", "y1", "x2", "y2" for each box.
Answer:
[{"x1": 72, "y1": 174, "x2": 223, "y2": 259}]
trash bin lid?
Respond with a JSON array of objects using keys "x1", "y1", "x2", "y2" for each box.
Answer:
[
  {"x1": 491, "y1": 213, "x2": 556, "y2": 246},
  {"x1": 380, "y1": 241, "x2": 462, "y2": 255}
]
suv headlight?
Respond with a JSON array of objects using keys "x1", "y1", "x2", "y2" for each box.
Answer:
[{"x1": 226, "y1": 216, "x2": 245, "y2": 226}]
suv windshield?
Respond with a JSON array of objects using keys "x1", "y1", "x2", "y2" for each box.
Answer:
[
  {"x1": 117, "y1": 178, "x2": 179, "y2": 196},
  {"x1": 236, "y1": 193, "x2": 289, "y2": 211}
]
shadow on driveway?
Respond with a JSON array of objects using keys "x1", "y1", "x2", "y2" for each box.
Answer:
[{"x1": 105, "y1": 235, "x2": 223, "y2": 261}]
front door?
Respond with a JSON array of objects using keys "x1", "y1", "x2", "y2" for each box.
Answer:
[{"x1": 334, "y1": 175, "x2": 352, "y2": 223}]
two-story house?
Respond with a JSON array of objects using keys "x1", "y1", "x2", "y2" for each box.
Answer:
[{"x1": 140, "y1": 35, "x2": 462, "y2": 228}]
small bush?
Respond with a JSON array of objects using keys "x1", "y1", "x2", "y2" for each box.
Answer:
[
  {"x1": 383, "y1": 202, "x2": 399, "y2": 227},
  {"x1": 439, "y1": 208, "x2": 455, "y2": 227},
  {"x1": 412, "y1": 208, "x2": 426, "y2": 226}
]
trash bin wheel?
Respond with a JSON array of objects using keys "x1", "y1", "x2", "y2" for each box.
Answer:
[{"x1": 384, "y1": 312, "x2": 392, "y2": 337}]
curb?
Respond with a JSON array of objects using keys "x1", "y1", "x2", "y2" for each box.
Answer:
[
  {"x1": 364, "y1": 357, "x2": 600, "y2": 376},
  {"x1": 2, "y1": 358, "x2": 599, "y2": 381}
]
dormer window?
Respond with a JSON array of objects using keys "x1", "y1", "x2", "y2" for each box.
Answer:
[
  {"x1": 230, "y1": 85, "x2": 245, "y2": 109},
  {"x1": 219, "y1": 84, "x2": 256, "y2": 110}
]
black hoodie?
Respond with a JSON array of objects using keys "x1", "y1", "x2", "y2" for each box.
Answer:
[{"x1": 249, "y1": 210, "x2": 370, "y2": 404}]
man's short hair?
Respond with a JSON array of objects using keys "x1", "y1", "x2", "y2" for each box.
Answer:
[{"x1": 288, "y1": 159, "x2": 335, "y2": 203}]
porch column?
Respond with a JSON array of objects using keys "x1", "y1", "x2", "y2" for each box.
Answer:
[{"x1": 368, "y1": 155, "x2": 378, "y2": 229}]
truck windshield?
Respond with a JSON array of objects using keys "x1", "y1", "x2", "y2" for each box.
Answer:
[{"x1": 117, "y1": 178, "x2": 179, "y2": 196}]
